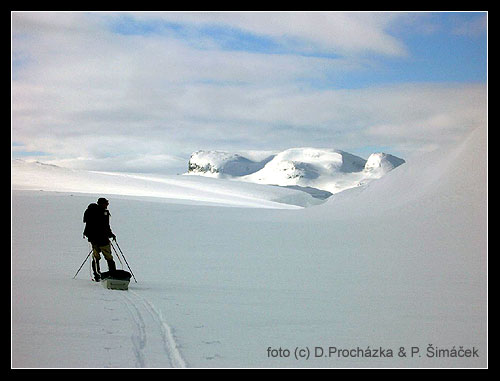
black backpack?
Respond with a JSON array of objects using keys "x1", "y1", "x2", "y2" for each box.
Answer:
[{"x1": 83, "y1": 203, "x2": 100, "y2": 240}]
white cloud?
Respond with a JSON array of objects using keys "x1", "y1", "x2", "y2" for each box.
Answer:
[
  {"x1": 12, "y1": 12, "x2": 486, "y2": 173},
  {"x1": 131, "y1": 12, "x2": 408, "y2": 57}
]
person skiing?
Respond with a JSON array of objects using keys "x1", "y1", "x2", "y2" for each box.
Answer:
[{"x1": 83, "y1": 197, "x2": 117, "y2": 281}]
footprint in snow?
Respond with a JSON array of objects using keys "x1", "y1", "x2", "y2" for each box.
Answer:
[
  {"x1": 203, "y1": 340, "x2": 221, "y2": 345},
  {"x1": 205, "y1": 354, "x2": 222, "y2": 360}
]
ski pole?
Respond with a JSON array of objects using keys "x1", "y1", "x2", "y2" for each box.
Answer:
[
  {"x1": 112, "y1": 240, "x2": 137, "y2": 283},
  {"x1": 73, "y1": 249, "x2": 93, "y2": 279},
  {"x1": 110, "y1": 242, "x2": 124, "y2": 270}
]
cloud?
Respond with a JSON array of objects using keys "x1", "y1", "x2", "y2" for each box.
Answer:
[
  {"x1": 133, "y1": 12, "x2": 408, "y2": 57},
  {"x1": 12, "y1": 12, "x2": 486, "y2": 173}
]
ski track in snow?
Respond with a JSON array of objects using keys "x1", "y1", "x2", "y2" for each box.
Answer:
[{"x1": 122, "y1": 290, "x2": 187, "y2": 368}]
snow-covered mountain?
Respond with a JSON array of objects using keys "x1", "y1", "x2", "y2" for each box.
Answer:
[
  {"x1": 187, "y1": 150, "x2": 273, "y2": 177},
  {"x1": 363, "y1": 153, "x2": 406, "y2": 178},
  {"x1": 187, "y1": 148, "x2": 405, "y2": 194}
]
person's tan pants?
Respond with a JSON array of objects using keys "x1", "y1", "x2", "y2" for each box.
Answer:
[{"x1": 92, "y1": 243, "x2": 113, "y2": 261}]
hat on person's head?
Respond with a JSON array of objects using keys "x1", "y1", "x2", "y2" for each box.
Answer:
[{"x1": 97, "y1": 197, "x2": 109, "y2": 205}]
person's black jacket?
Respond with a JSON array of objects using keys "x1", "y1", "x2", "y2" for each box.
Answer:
[{"x1": 83, "y1": 203, "x2": 114, "y2": 246}]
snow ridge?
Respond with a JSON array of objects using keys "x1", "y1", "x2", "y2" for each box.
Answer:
[{"x1": 12, "y1": 159, "x2": 319, "y2": 209}]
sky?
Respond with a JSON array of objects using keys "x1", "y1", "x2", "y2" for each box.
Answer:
[{"x1": 11, "y1": 12, "x2": 487, "y2": 174}]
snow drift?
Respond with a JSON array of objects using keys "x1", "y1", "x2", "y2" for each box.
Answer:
[{"x1": 11, "y1": 160, "x2": 324, "y2": 209}]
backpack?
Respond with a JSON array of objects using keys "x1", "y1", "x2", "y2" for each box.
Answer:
[{"x1": 83, "y1": 203, "x2": 100, "y2": 240}]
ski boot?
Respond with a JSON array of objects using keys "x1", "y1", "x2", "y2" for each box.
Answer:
[{"x1": 107, "y1": 259, "x2": 116, "y2": 273}]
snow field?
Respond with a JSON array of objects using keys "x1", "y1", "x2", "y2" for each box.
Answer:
[{"x1": 12, "y1": 125, "x2": 486, "y2": 367}]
